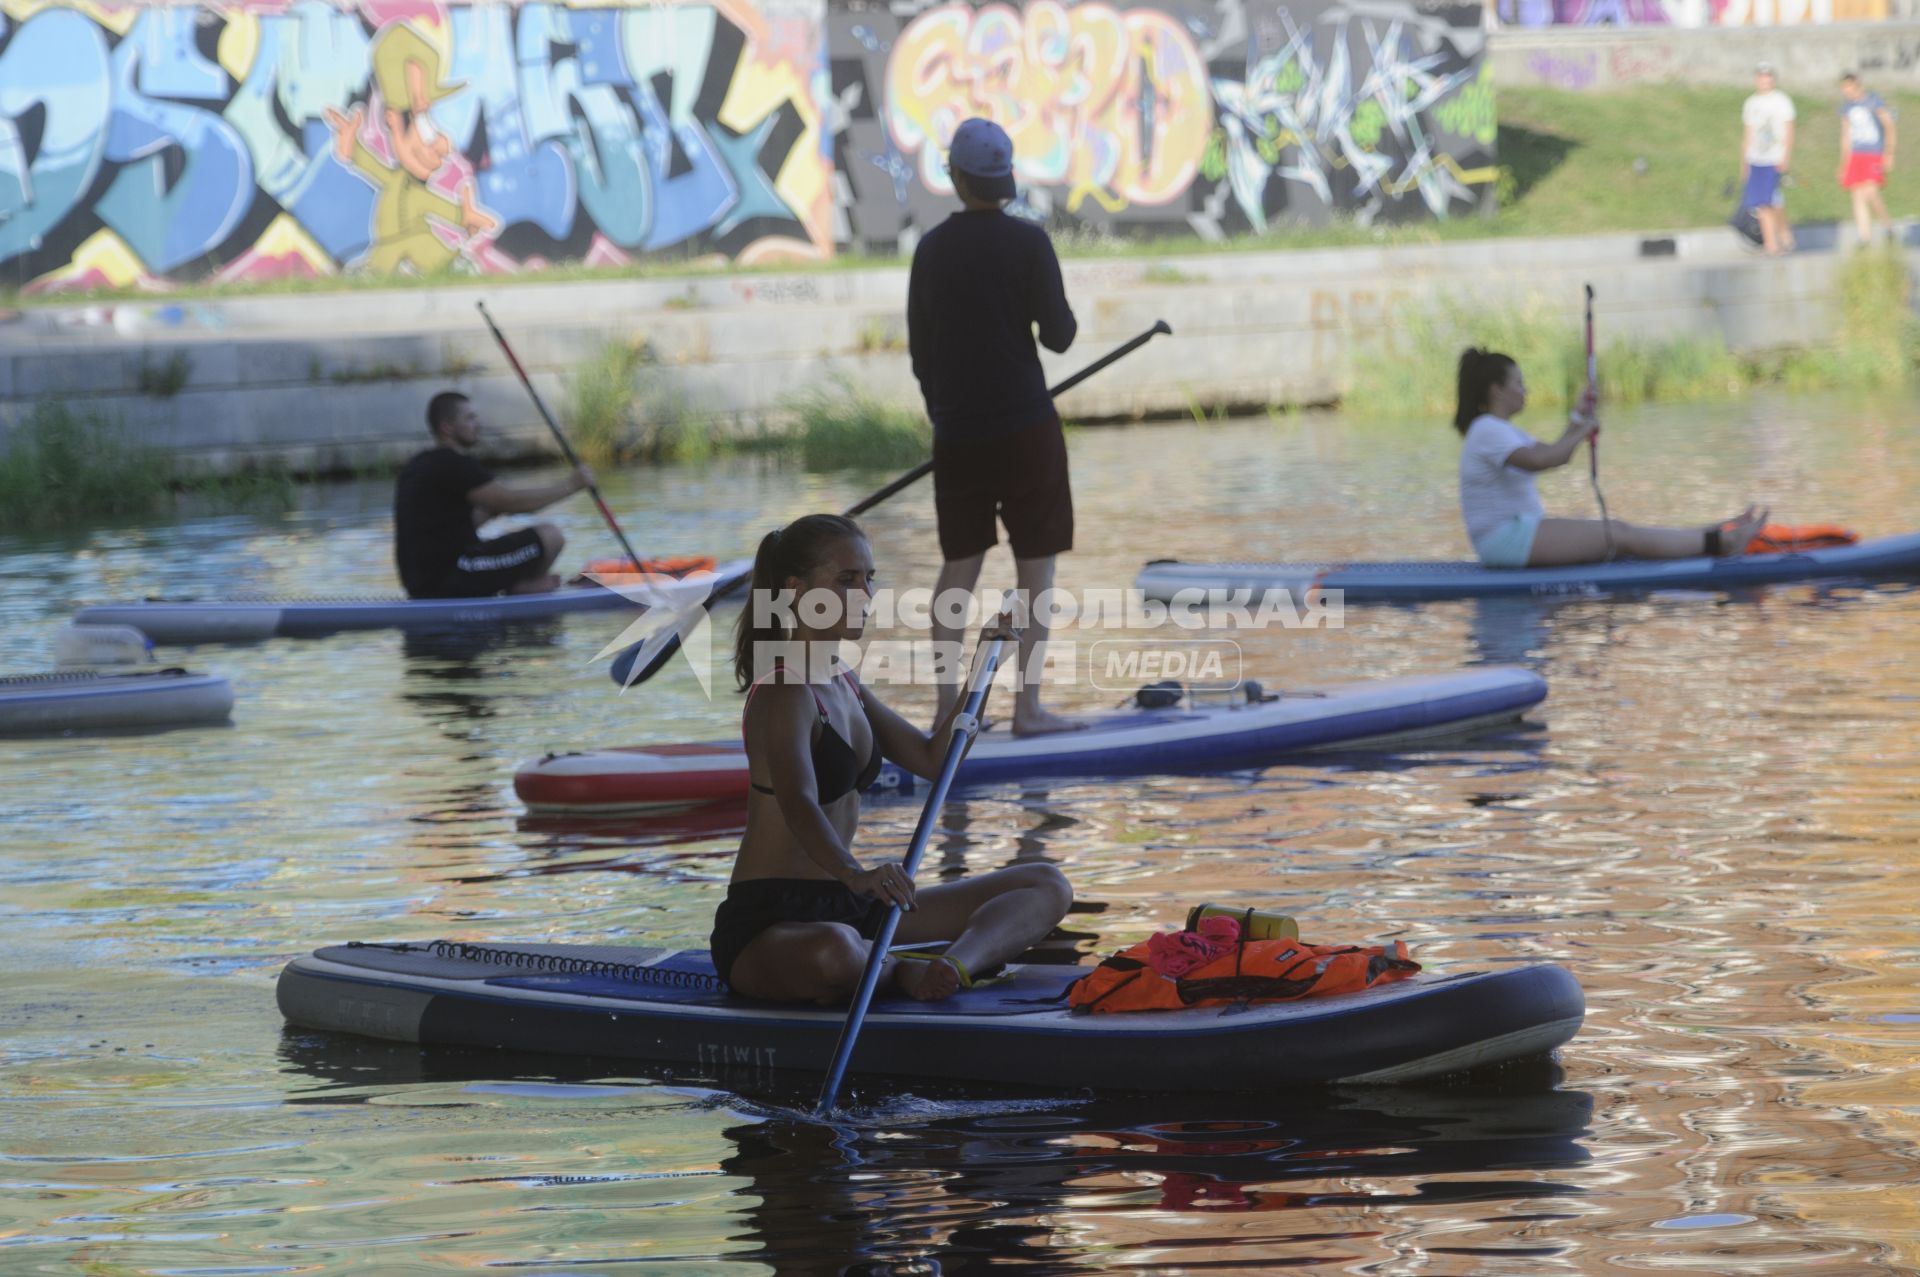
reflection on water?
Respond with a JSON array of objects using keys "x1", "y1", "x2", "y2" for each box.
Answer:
[
  {"x1": 273, "y1": 1036, "x2": 1592, "y2": 1272},
  {"x1": 4, "y1": 394, "x2": 1920, "y2": 1271}
]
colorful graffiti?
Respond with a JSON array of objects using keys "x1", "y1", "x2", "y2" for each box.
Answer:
[
  {"x1": 0, "y1": 0, "x2": 830, "y2": 291},
  {"x1": 3, "y1": 0, "x2": 1494, "y2": 289},
  {"x1": 829, "y1": 0, "x2": 1493, "y2": 251},
  {"x1": 883, "y1": 2, "x2": 1213, "y2": 214},
  {"x1": 1497, "y1": 0, "x2": 1884, "y2": 25}
]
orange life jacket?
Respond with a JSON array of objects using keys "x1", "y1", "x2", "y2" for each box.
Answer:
[
  {"x1": 1745, "y1": 524, "x2": 1858, "y2": 554},
  {"x1": 581, "y1": 554, "x2": 718, "y2": 582},
  {"x1": 1066, "y1": 934, "x2": 1419, "y2": 1014}
]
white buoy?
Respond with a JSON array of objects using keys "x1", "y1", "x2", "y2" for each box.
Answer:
[{"x1": 53, "y1": 623, "x2": 156, "y2": 671}]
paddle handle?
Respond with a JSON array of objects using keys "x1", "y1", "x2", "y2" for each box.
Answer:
[
  {"x1": 477, "y1": 300, "x2": 646, "y2": 571},
  {"x1": 814, "y1": 636, "x2": 1006, "y2": 1115},
  {"x1": 1583, "y1": 284, "x2": 1598, "y2": 477}
]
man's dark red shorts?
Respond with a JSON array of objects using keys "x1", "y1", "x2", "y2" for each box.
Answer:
[{"x1": 932, "y1": 417, "x2": 1074, "y2": 561}]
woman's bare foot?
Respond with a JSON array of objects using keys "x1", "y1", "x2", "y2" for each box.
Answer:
[
  {"x1": 894, "y1": 953, "x2": 964, "y2": 1001},
  {"x1": 1011, "y1": 706, "x2": 1088, "y2": 737},
  {"x1": 1717, "y1": 505, "x2": 1769, "y2": 556}
]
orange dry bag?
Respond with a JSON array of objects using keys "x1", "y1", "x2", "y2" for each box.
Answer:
[
  {"x1": 1745, "y1": 524, "x2": 1858, "y2": 554},
  {"x1": 1066, "y1": 933, "x2": 1419, "y2": 1014}
]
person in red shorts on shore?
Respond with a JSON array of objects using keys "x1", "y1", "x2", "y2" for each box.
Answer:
[
  {"x1": 907, "y1": 117, "x2": 1082, "y2": 735},
  {"x1": 1838, "y1": 72, "x2": 1897, "y2": 247}
]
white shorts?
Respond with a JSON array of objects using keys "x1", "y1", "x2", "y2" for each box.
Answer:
[{"x1": 1473, "y1": 514, "x2": 1541, "y2": 569}]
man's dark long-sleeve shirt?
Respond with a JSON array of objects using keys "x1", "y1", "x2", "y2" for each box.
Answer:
[{"x1": 907, "y1": 208, "x2": 1076, "y2": 440}]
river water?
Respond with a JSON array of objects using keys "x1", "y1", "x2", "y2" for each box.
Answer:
[{"x1": 3, "y1": 394, "x2": 1918, "y2": 1273}]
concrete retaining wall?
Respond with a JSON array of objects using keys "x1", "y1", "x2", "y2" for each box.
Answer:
[
  {"x1": 1, "y1": 224, "x2": 1910, "y2": 474},
  {"x1": 1494, "y1": 19, "x2": 1920, "y2": 91}
]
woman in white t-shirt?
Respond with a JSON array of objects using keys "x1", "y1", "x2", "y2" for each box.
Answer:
[{"x1": 1455, "y1": 348, "x2": 1767, "y2": 568}]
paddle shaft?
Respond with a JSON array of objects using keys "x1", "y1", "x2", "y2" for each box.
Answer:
[
  {"x1": 477, "y1": 301, "x2": 646, "y2": 571},
  {"x1": 843, "y1": 319, "x2": 1173, "y2": 519},
  {"x1": 814, "y1": 637, "x2": 1006, "y2": 1116},
  {"x1": 615, "y1": 320, "x2": 1174, "y2": 688},
  {"x1": 1584, "y1": 285, "x2": 1599, "y2": 477},
  {"x1": 1584, "y1": 284, "x2": 1615, "y2": 557}
]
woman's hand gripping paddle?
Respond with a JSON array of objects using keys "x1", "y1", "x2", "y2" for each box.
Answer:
[
  {"x1": 813, "y1": 622, "x2": 1010, "y2": 1116},
  {"x1": 610, "y1": 320, "x2": 1174, "y2": 690}
]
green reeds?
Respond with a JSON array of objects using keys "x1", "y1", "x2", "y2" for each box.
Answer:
[
  {"x1": 1345, "y1": 251, "x2": 1917, "y2": 424},
  {"x1": 0, "y1": 402, "x2": 174, "y2": 527},
  {"x1": 789, "y1": 378, "x2": 930, "y2": 470},
  {"x1": 1, "y1": 402, "x2": 306, "y2": 527},
  {"x1": 563, "y1": 340, "x2": 649, "y2": 465}
]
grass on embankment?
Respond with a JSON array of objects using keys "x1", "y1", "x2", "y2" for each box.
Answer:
[
  {"x1": 1346, "y1": 243, "x2": 1919, "y2": 420},
  {"x1": 1495, "y1": 85, "x2": 1920, "y2": 238},
  {"x1": 0, "y1": 402, "x2": 298, "y2": 529}
]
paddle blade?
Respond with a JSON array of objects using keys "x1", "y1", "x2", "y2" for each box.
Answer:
[
  {"x1": 610, "y1": 625, "x2": 687, "y2": 688},
  {"x1": 603, "y1": 563, "x2": 754, "y2": 689}
]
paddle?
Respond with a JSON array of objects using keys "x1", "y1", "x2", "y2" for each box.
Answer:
[
  {"x1": 843, "y1": 318, "x2": 1173, "y2": 518},
  {"x1": 476, "y1": 300, "x2": 646, "y2": 573},
  {"x1": 1583, "y1": 285, "x2": 1615, "y2": 558},
  {"x1": 814, "y1": 630, "x2": 1007, "y2": 1116},
  {"x1": 610, "y1": 318, "x2": 1175, "y2": 688}
]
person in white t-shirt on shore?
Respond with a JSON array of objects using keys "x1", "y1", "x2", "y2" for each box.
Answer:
[
  {"x1": 1454, "y1": 348, "x2": 1768, "y2": 568},
  {"x1": 1741, "y1": 62, "x2": 1797, "y2": 256}
]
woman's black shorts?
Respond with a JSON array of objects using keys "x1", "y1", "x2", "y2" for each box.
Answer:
[{"x1": 710, "y1": 877, "x2": 889, "y2": 988}]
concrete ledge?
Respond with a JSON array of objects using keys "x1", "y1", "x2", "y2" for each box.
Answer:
[
  {"x1": 1493, "y1": 20, "x2": 1920, "y2": 92},
  {"x1": 3, "y1": 224, "x2": 1914, "y2": 473}
]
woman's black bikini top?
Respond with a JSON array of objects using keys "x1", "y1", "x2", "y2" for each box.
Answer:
[{"x1": 746, "y1": 669, "x2": 882, "y2": 804}]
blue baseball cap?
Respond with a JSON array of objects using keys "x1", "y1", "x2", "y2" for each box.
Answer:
[{"x1": 948, "y1": 117, "x2": 1017, "y2": 201}]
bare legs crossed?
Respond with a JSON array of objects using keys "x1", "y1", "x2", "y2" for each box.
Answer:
[{"x1": 725, "y1": 863, "x2": 1074, "y2": 1005}]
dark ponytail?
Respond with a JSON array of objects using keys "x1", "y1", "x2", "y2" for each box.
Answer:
[
  {"x1": 1453, "y1": 347, "x2": 1518, "y2": 435},
  {"x1": 732, "y1": 513, "x2": 867, "y2": 690}
]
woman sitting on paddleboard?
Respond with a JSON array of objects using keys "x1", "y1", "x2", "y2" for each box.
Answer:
[
  {"x1": 1456, "y1": 348, "x2": 1767, "y2": 567},
  {"x1": 713, "y1": 513, "x2": 1073, "y2": 1005}
]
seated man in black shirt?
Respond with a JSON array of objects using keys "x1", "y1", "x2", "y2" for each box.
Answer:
[{"x1": 394, "y1": 391, "x2": 593, "y2": 598}]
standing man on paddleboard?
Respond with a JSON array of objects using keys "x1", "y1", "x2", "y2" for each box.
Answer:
[
  {"x1": 394, "y1": 391, "x2": 592, "y2": 598},
  {"x1": 908, "y1": 118, "x2": 1081, "y2": 735}
]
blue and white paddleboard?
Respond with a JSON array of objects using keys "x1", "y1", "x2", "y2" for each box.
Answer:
[
  {"x1": 515, "y1": 667, "x2": 1547, "y2": 812},
  {"x1": 277, "y1": 940, "x2": 1584, "y2": 1089},
  {"x1": 0, "y1": 669, "x2": 233, "y2": 734},
  {"x1": 74, "y1": 559, "x2": 749, "y2": 644},
  {"x1": 1136, "y1": 532, "x2": 1920, "y2": 603}
]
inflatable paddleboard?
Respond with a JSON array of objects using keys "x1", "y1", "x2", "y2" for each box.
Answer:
[
  {"x1": 277, "y1": 941, "x2": 1584, "y2": 1089},
  {"x1": 0, "y1": 668, "x2": 233, "y2": 734},
  {"x1": 515, "y1": 667, "x2": 1546, "y2": 812},
  {"x1": 74, "y1": 557, "x2": 749, "y2": 644},
  {"x1": 1136, "y1": 531, "x2": 1920, "y2": 603}
]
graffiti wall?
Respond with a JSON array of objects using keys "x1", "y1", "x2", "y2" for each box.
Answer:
[
  {"x1": 0, "y1": 0, "x2": 831, "y2": 290},
  {"x1": 1497, "y1": 0, "x2": 1887, "y2": 26},
  {"x1": 1, "y1": 0, "x2": 1493, "y2": 291},
  {"x1": 830, "y1": 0, "x2": 1494, "y2": 252}
]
